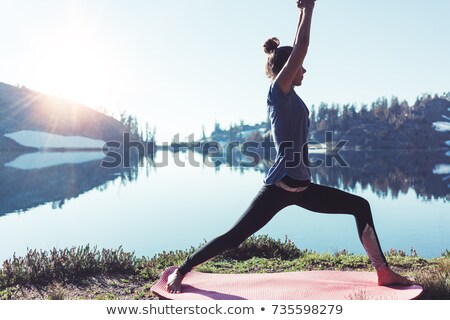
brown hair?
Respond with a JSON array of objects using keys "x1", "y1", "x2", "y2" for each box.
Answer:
[{"x1": 263, "y1": 37, "x2": 293, "y2": 80}]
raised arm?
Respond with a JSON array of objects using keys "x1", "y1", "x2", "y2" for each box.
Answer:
[{"x1": 275, "y1": 0, "x2": 315, "y2": 95}]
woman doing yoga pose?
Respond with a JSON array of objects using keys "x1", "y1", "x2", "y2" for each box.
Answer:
[{"x1": 166, "y1": 0, "x2": 414, "y2": 293}]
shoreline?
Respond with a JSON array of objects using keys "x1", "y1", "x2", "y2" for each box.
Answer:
[{"x1": 1, "y1": 236, "x2": 448, "y2": 300}]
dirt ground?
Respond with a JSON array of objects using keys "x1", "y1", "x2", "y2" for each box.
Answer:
[{"x1": 4, "y1": 274, "x2": 160, "y2": 300}]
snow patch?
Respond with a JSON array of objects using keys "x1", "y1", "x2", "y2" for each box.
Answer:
[
  {"x1": 432, "y1": 121, "x2": 450, "y2": 132},
  {"x1": 4, "y1": 130, "x2": 106, "y2": 149},
  {"x1": 433, "y1": 164, "x2": 450, "y2": 175},
  {"x1": 5, "y1": 152, "x2": 106, "y2": 170},
  {"x1": 308, "y1": 148, "x2": 327, "y2": 154},
  {"x1": 235, "y1": 128, "x2": 267, "y2": 140}
]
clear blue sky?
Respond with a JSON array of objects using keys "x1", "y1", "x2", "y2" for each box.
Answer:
[{"x1": 1, "y1": 0, "x2": 449, "y2": 142}]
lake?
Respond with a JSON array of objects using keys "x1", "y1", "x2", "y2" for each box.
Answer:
[{"x1": 0, "y1": 148, "x2": 449, "y2": 263}]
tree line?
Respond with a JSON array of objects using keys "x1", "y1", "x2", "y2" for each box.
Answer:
[{"x1": 309, "y1": 92, "x2": 450, "y2": 132}]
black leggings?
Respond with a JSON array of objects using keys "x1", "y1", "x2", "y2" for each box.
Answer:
[{"x1": 177, "y1": 182, "x2": 388, "y2": 276}]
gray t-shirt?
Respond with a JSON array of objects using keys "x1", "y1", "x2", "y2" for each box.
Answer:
[{"x1": 263, "y1": 81, "x2": 311, "y2": 185}]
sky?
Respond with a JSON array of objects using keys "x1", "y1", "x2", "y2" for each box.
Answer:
[{"x1": 1, "y1": 0, "x2": 449, "y2": 142}]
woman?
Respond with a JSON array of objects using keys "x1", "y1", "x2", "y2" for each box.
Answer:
[{"x1": 167, "y1": 0, "x2": 413, "y2": 293}]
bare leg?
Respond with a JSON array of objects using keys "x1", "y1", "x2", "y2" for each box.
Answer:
[
  {"x1": 167, "y1": 184, "x2": 294, "y2": 293},
  {"x1": 166, "y1": 268, "x2": 184, "y2": 293},
  {"x1": 377, "y1": 265, "x2": 414, "y2": 286},
  {"x1": 294, "y1": 182, "x2": 414, "y2": 286}
]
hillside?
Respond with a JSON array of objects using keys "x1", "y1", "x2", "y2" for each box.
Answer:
[
  {"x1": 0, "y1": 82, "x2": 125, "y2": 150},
  {"x1": 309, "y1": 95, "x2": 450, "y2": 149},
  {"x1": 208, "y1": 93, "x2": 450, "y2": 150}
]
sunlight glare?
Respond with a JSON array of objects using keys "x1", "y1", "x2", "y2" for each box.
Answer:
[{"x1": 31, "y1": 4, "x2": 114, "y2": 108}]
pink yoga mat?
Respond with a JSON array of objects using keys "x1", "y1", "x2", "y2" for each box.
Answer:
[{"x1": 151, "y1": 266, "x2": 423, "y2": 300}]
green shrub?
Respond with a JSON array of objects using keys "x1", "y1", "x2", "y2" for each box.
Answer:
[
  {"x1": 215, "y1": 235, "x2": 304, "y2": 261},
  {"x1": 413, "y1": 258, "x2": 450, "y2": 299},
  {"x1": 0, "y1": 245, "x2": 134, "y2": 289}
]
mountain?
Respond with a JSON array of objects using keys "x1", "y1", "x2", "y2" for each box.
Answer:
[
  {"x1": 309, "y1": 95, "x2": 450, "y2": 150},
  {"x1": 0, "y1": 82, "x2": 125, "y2": 150},
  {"x1": 206, "y1": 93, "x2": 450, "y2": 150},
  {"x1": 0, "y1": 156, "x2": 125, "y2": 216}
]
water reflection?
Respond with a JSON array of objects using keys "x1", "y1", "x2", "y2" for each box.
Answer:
[
  {"x1": 0, "y1": 148, "x2": 448, "y2": 217},
  {"x1": 194, "y1": 148, "x2": 450, "y2": 201},
  {"x1": 306, "y1": 150, "x2": 450, "y2": 201},
  {"x1": 0, "y1": 151, "x2": 140, "y2": 216}
]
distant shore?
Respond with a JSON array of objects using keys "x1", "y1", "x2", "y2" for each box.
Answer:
[{"x1": 0, "y1": 235, "x2": 448, "y2": 300}]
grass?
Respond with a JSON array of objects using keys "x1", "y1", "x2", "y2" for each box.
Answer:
[
  {"x1": 0, "y1": 235, "x2": 449, "y2": 300},
  {"x1": 412, "y1": 258, "x2": 450, "y2": 300},
  {"x1": 47, "y1": 284, "x2": 65, "y2": 300},
  {"x1": 0, "y1": 245, "x2": 134, "y2": 288}
]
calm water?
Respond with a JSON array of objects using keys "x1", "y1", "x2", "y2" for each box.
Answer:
[{"x1": 0, "y1": 149, "x2": 449, "y2": 262}]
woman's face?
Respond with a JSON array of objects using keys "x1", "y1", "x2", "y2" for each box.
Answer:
[{"x1": 293, "y1": 66, "x2": 307, "y2": 86}]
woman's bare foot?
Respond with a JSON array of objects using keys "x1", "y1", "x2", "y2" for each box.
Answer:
[
  {"x1": 166, "y1": 268, "x2": 184, "y2": 293},
  {"x1": 377, "y1": 265, "x2": 415, "y2": 286}
]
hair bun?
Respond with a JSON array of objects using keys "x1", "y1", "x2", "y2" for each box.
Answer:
[{"x1": 263, "y1": 37, "x2": 280, "y2": 54}]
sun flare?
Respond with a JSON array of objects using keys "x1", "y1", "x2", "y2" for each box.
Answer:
[{"x1": 29, "y1": 6, "x2": 114, "y2": 108}]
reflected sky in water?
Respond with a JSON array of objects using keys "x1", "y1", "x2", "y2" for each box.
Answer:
[{"x1": 0, "y1": 149, "x2": 448, "y2": 262}]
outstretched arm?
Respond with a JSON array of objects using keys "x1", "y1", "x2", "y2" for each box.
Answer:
[{"x1": 276, "y1": 0, "x2": 315, "y2": 94}]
